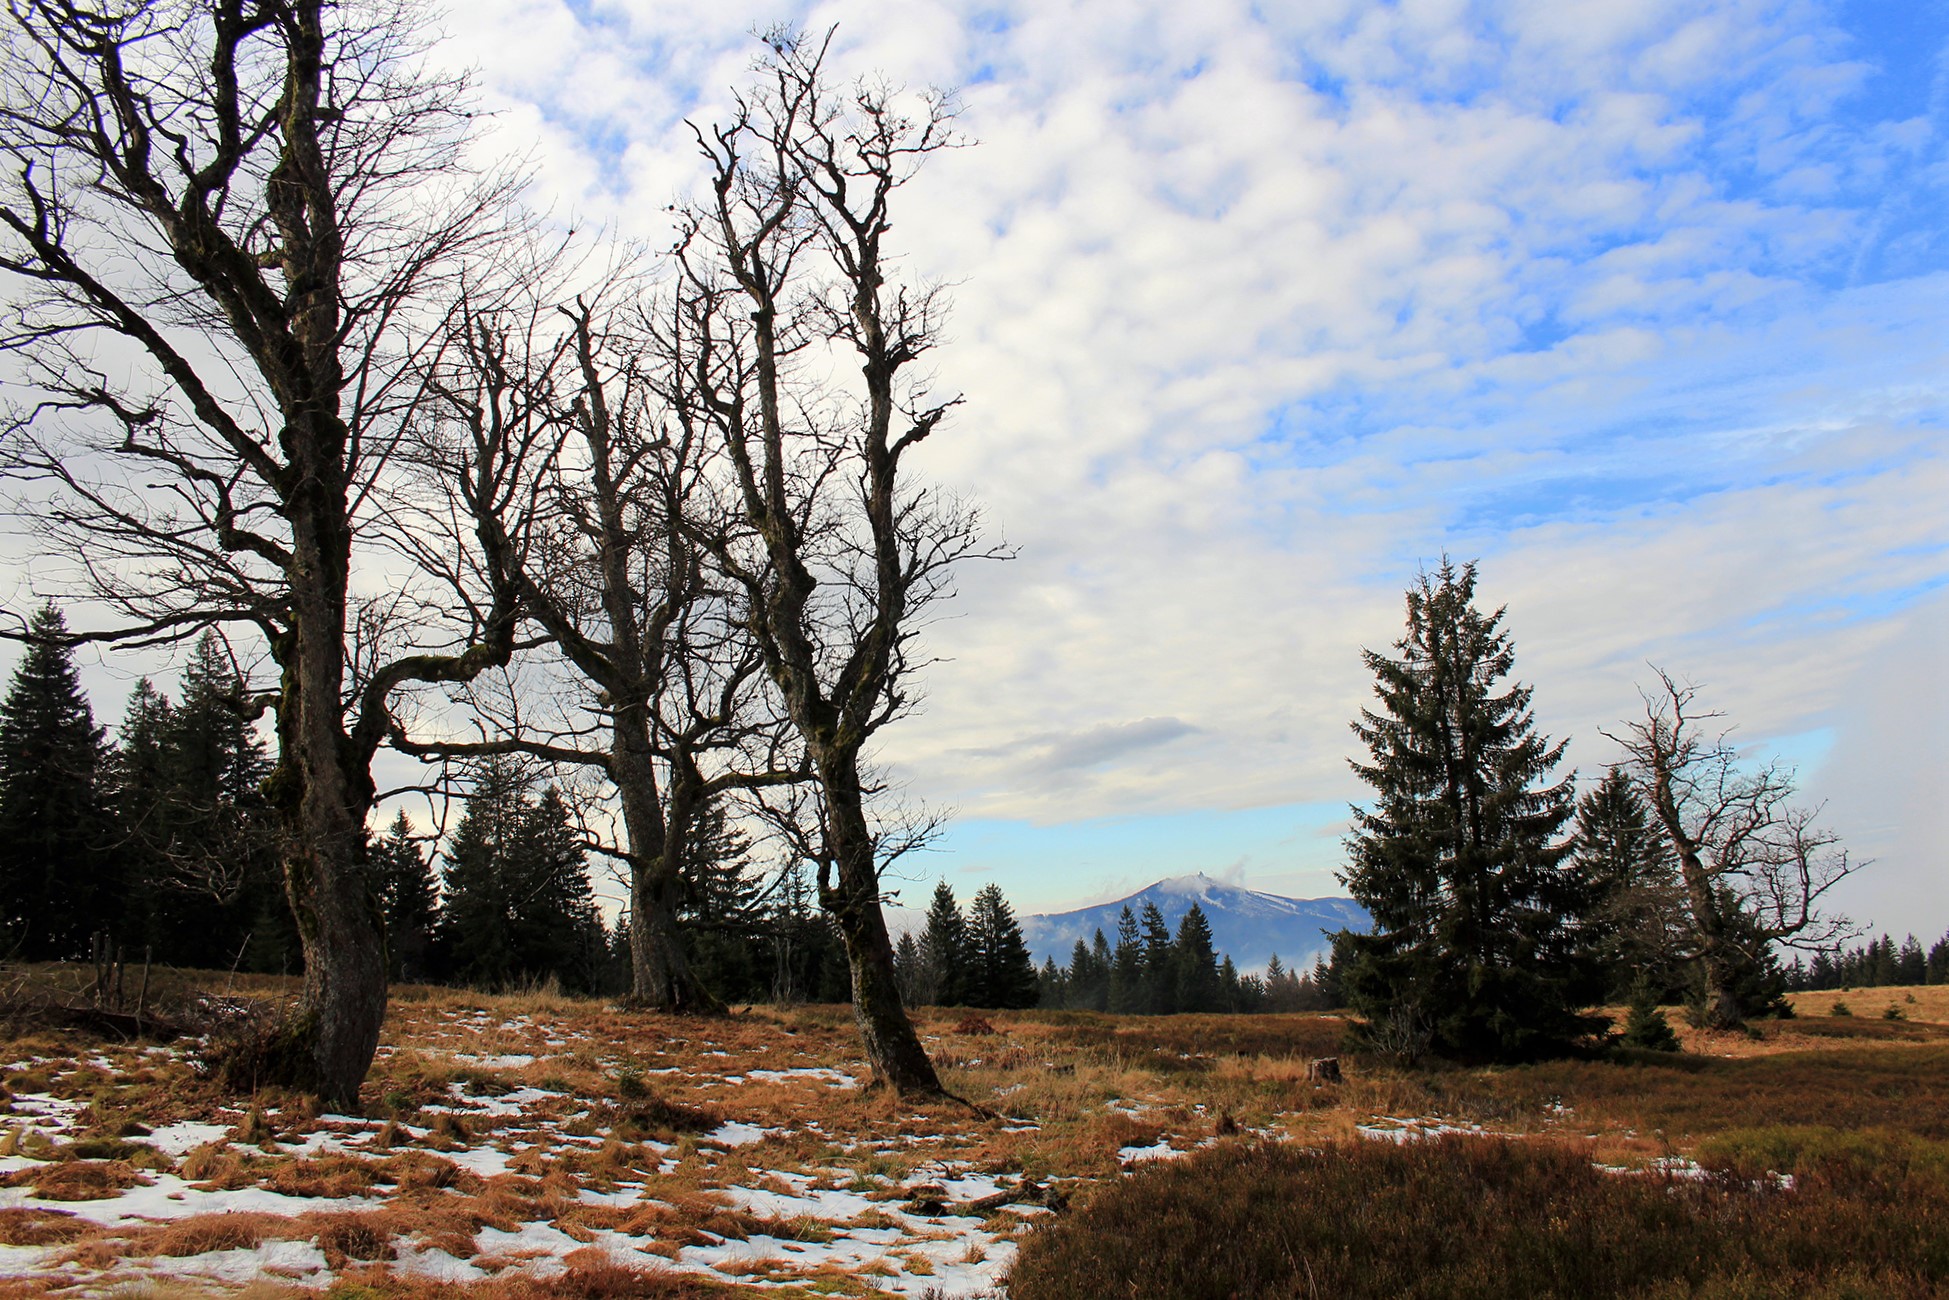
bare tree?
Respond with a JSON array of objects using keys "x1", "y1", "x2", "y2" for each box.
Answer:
[
  {"x1": 0, "y1": 0, "x2": 529, "y2": 1103},
  {"x1": 393, "y1": 288, "x2": 803, "y2": 1012},
  {"x1": 666, "y1": 31, "x2": 1000, "y2": 1094},
  {"x1": 1605, "y1": 669, "x2": 1861, "y2": 1027}
]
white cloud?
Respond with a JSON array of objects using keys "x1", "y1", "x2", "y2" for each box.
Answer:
[{"x1": 409, "y1": 0, "x2": 1949, "y2": 921}]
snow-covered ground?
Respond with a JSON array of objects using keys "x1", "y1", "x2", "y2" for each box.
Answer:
[
  {"x1": 0, "y1": 1002, "x2": 1066, "y2": 1296},
  {"x1": 0, "y1": 994, "x2": 1736, "y2": 1296}
]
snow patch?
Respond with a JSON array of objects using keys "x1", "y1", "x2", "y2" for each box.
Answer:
[{"x1": 702, "y1": 1121, "x2": 775, "y2": 1148}]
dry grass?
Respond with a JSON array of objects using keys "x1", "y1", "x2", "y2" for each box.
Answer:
[
  {"x1": 0, "y1": 1208, "x2": 94, "y2": 1247},
  {"x1": 1789, "y1": 984, "x2": 1949, "y2": 1024},
  {"x1": 8, "y1": 971, "x2": 1949, "y2": 1296},
  {"x1": 0, "y1": 1159, "x2": 149, "y2": 1201}
]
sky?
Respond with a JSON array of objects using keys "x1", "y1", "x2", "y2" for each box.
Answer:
[
  {"x1": 24, "y1": 0, "x2": 1948, "y2": 936},
  {"x1": 411, "y1": 0, "x2": 1949, "y2": 932}
]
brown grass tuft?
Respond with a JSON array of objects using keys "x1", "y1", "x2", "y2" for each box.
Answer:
[
  {"x1": 263, "y1": 1154, "x2": 383, "y2": 1198},
  {"x1": 311, "y1": 1212, "x2": 397, "y2": 1264},
  {"x1": 147, "y1": 1210, "x2": 286, "y2": 1256},
  {"x1": 0, "y1": 1206, "x2": 93, "y2": 1246},
  {"x1": 375, "y1": 1150, "x2": 485, "y2": 1194},
  {"x1": 0, "y1": 1159, "x2": 147, "y2": 1201}
]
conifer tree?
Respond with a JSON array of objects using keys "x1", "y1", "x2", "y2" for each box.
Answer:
[
  {"x1": 438, "y1": 758, "x2": 528, "y2": 989},
  {"x1": 679, "y1": 802, "x2": 763, "y2": 926},
  {"x1": 1337, "y1": 560, "x2": 1603, "y2": 1061},
  {"x1": 1037, "y1": 956, "x2": 1065, "y2": 1008},
  {"x1": 512, "y1": 786, "x2": 605, "y2": 993},
  {"x1": 114, "y1": 678, "x2": 182, "y2": 956},
  {"x1": 894, "y1": 931, "x2": 924, "y2": 1004},
  {"x1": 1172, "y1": 903, "x2": 1223, "y2": 1013},
  {"x1": 1218, "y1": 955, "x2": 1243, "y2": 1011},
  {"x1": 1089, "y1": 929, "x2": 1115, "y2": 1011},
  {"x1": 109, "y1": 637, "x2": 294, "y2": 973},
  {"x1": 1065, "y1": 936, "x2": 1111, "y2": 1012},
  {"x1": 675, "y1": 800, "x2": 772, "y2": 1000},
  {"x1": 1109, "y1": 906, "x2": 1144, "y2": 1013},
  {"x1": 1573, "y1": 767, "x2": 1687, "y2": 999},
  {"x1": 437, "y1": 760, "x2": 603, "y2": 992},
  {"x1": 370, "y1": 812, "x2": 438, "y2": 983},
  {"x1": 164, "y1": 634, "x2": 287, "y2": 970},
  {"x1": 0, "y1": 606, "x2": 115, "y2": 958},
  {"x1": 1139, "y1": 902, "x2": 1176, "y2": 1015},
  {"x1": 919, "y1": 882, "x2": 968, "y2": 1007},
  {"x1": 765, "y1": 863, "x2": 851, "y2": 1004},
  {"x1": 966, "y1": 883, "x2": 1039, "y2": 1009},
  {"x1": 1897, "y1": 935, "x2": 1926, "y2": 986}
]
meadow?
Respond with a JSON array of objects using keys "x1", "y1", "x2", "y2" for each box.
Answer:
[{"x1": 3, "y1": 970, "x2": 1948, "y2": 1297}]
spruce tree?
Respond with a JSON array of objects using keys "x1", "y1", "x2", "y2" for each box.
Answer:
[
  {"x1": 966, "y1": 883, "x2": 1039, "y2": 1009},
  {"x1": 108, "y1": 636, "x2": 293, "y2": 974},
  {"x1": 1037, "y1": 956, "x2": 1065, "y2": 1007},
  {"x1": 1337, "y1": 560, "x2": 1603, "y2": 1061},
  {"x1": 919, "y1": 881, "x2": 968, "y2": 1007},
  {"x1": 0, "y1": 606, "x2": 115, "y2": 959},
  {"x1": 1573, "y1": 767, "x2": 1686, "y2": 999},
  {"x1": 113, "y1": 678, "x2": 182, "y2": 958},
  {"x1": 513, "y1": 786, "x2": 605, "y2": 993},
  {"x1": 438, "y1": 757, "x2": 530, "y2": 989},
  {"x1": 441, "y1": 767, "x2": 605, "y2": 994},
  {"x1": 1088, "y1": 929, "x2": 1114, "y2": 1012},
  {"x1": 1219, "y1": 955, "x2": 1244, "y2": 1012},
  {"x1": 1065, "y1": 938, "x2": 1099, "y2": 1011},
  {"x1": 1172, "y1": 903, "x2": 1223, "y2": 1013},
  {"x1": 766, "y1": 863, "x2": 851, "y2": 1004},
  {"x1": 1897, "y1": 935, "x2": 1926, "y2": 986},
  {"x1": 1139, "y1": 901, "x2": 1176, "y2": 1015},
  {"x1": 164, "y1": 633, "x2": 287, "y2": 972},
  {"x1": 675, "y1": 799, "x2": 769, "y2": 1000},
  {"x1": 371, "y1": 811, "x2": 438, "y2": 983},
  {"x1": 679, "y1": 801, "x2": 763, "y2": 924},
  {"x1": 1109, "y1": 906, "x2": 1144, "y2": 1013},
  {"x1": 893, "y1": 930, "x2": 924, "y2": 1004}
]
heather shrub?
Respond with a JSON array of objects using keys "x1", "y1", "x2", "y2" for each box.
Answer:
[{"x1": 1007, "y1": 1136, "x2": 1949, "y2": 1299}]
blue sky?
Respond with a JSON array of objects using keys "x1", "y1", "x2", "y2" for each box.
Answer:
[
  {"x1": 31, "y1": 0, "x2": 1941, "y2": 938},
  {"x1": 436, "y1": 1, "x2": 1948, "y2": 931}
]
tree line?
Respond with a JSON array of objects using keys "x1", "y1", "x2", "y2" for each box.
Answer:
[
  {"x1": 1784, "y1": 932, "x2": 1949, "y2": 991},
  {"x1": 0, "y1": 611, "x2": 1076, "y2": 1015},
  {"x1": 1026, "y1": 899, "x2": 1337, "y2": 1015}
]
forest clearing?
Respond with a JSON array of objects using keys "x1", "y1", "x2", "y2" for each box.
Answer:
[{"x1": 3, "y1": 973, "x2": 1948, "y2": 1297}]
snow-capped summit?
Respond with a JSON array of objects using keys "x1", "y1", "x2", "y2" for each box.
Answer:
[{"x1": 1020, "y1": 875, "x2": 1367, "y2": 973}]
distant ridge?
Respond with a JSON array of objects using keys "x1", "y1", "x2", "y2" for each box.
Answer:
[{"x1": 1020, "y1": 873, "x2": 1368, "y2": 974}]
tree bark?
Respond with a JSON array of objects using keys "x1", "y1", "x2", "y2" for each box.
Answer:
[
  {"x1": 262, "y1": 392, "x2": 386, "y2": 1103},
  {"x1": 820, "y1": 756, "x2": 941, "y2": 1094},
  {"x1": 613, "y1": 720, "x2": 722, "y2": 1014}
]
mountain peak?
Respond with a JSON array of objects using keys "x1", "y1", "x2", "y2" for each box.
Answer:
[
  {"x1": 1021, "y1": 877, "x2": 1368, "y2": 973},
  {"x1": 1151, "y1": 871, "x2": 1227, "y2": 895}
]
